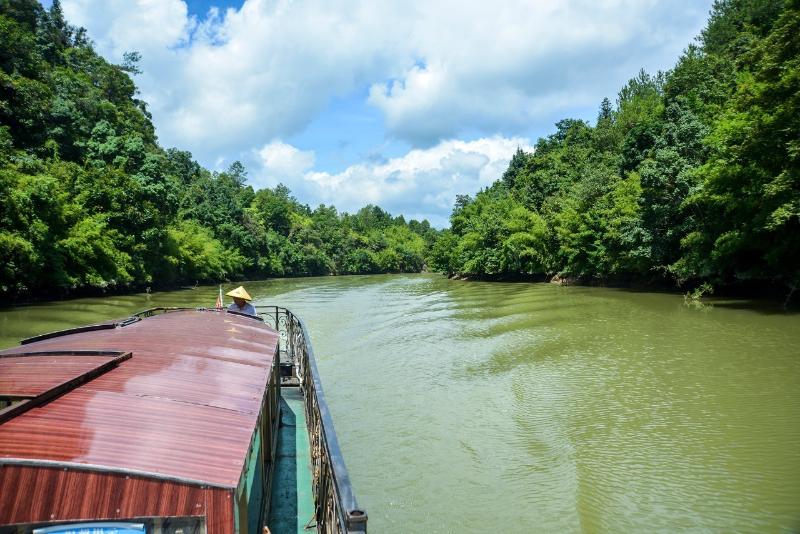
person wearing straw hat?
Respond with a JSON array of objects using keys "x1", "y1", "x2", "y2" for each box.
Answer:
[{"x1": 226, "y1": 286, "x2": 257, "y2": 316}]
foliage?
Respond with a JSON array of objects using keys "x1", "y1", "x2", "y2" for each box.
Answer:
[
  {"x1": 432, "y1": 0, "x2": 800, "y2": 292},
  {"x1": 677, "y1": 0, "x2": 800, "y2": 287},
  {"x1": 4, "y1": 0, "x2": 798, "y2": 297},
  {"x1": 685, "y1": 282, "x2": 714, "y2": 302},
  {"x1": 0, "y1": 2, "x2": 437, "y2": 299}
]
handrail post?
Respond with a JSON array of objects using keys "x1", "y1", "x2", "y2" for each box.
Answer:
[{"x1": 284, "y1": 309, "x2": 289, "y2": 376}]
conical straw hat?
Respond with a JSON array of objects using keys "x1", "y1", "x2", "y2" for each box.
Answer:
[{"x1": 225, "y1": 286, "x2": 252, "y2": 301}]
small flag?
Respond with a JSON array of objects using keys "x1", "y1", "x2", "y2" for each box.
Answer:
[{"x1": 215, "y1": 285, "x2": 223, "y2": 309}]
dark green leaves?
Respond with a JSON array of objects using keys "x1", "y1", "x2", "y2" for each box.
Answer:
[{"x1": 432, "y1": 0, "x2": 799, "y2": 291}]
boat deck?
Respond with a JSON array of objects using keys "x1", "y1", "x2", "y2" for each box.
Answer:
[{"x1": 269, "y1": 386, "x2": 315, "y2": 533}]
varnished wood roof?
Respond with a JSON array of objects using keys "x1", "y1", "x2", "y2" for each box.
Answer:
[
  {"x1": 0, "y1": 310, "x2": 279, "y2": 488},
  {"x1": 0, "y1": 354, "x2": 117, "y2": 396}
]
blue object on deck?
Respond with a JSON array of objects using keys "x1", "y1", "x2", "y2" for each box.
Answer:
[{"x1": 33, "y1": 523, "x2": 145, "y2": 534}]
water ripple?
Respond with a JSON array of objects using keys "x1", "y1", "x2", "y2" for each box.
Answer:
[{"x1": 2, "y1": 274, "x2": 799, "y2": 533}]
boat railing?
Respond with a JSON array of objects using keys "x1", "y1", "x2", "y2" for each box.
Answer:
[
  {"x1": 132, "y1": 306, "x2": 263, "y2": 322},
  {"x1": 259, "y1": 306, "x2": 367, "y2": 534}
]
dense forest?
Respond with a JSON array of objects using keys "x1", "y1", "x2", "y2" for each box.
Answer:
[
  {"x1": 2, "y1": 0, "x2": 798, "y2": 302},
  {"x1": 430, "y1": 0, "x2": 799, "y2": 297},
  {"x1": 0, "y1": 0, "x2": 437, "y2": 300}
]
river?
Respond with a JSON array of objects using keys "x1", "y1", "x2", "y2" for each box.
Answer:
[{"x1": 1, "y1": 274, "x2": 798, "y2": 533}]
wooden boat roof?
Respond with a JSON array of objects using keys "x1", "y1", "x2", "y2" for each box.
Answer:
[{"x1": 0, "y1": 310, "x2": 279, "y2": 489}]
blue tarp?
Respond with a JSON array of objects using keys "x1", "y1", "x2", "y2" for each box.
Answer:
[{"x1": 33, "y1": 523, "x2": 146, "y2": 534}]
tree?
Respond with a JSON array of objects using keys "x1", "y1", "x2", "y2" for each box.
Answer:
[
  {"x1": 638, "y1": 102, "x2": 708, "y2": 269},
  {"x1": 502, "y1": 147, "x2": 529, "y2": 189},
  {"x1": 120, "y1": 50, "x2": 141, "y2": 75},
  {"x1": 678, "y1": 1, "x2": 800, "y2": 286},
  {"x1": 226, "y1": 160, "x2": 247, "y2": 186},
  {"x1": 0, "y1": 0, "x2": 439, "y2": 300}
]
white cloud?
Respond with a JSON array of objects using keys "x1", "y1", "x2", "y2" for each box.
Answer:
[
  {"x1": 60, "y1": 0, "x2": 712, "y2": 224},
  {"x1": 63, "y1": 0, "x2": 191, "y2": 53},
  {"x1": 63, "y1": 0, "x2": 711, "y2": 158},
  {"x1": 254, "y1": 141, "x2": 315, "y2": 186},
  {"x1": 250, "y1": 136, "x2": 533, "y2": 227},
  {"x1": 63, "y1": 0, "x2": 408, "y2": 159},
  {"x1": 367, "y1": 0, "x2": 708, "y2": 144}
]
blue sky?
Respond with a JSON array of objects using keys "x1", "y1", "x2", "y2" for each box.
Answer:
[
  {"x1": 51, "y1": 0, "x2": 713, "y2": 226},
  {"x1": 185, "y1": 0, "x2": 241, "y2": 17}
]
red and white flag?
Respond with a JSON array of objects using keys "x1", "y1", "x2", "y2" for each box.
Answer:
[{"x1": 215, "y1": 285, "x2": 223, "y2": 309}]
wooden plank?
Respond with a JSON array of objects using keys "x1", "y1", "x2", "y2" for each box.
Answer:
[
  {"x1": 0, "y1": 311, "x2": 279, "y2": 488},
  {"x1": 0, "y1": 389, "x2": 253, "y2": 487},
  {"x1": 0, "y1": 356, "x2": 115, "y2": 396},
  {"x1": 0, "y1": 353, "x2": 130, "y2": 424},
  {"x1": 0, "y1": 465, "x2": 205, "y2": 525},
  {"x1": 205, "y1": 487, "x2": 235, "y2": 534}
]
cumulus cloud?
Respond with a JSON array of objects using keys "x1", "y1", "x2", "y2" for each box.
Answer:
[
  {"x1": 249, "y1": 136, "x2": 533, "y2": 227},
  {"x1": 254, "y1": 141, "x2": 315, "y2": 186},
  {"x1": 63, "y1": 0, "x2": 408, "y2": 158},
  {"x1": 63, "y1": 0, "x2": 709, "y2": 154},
  {"x1": 63, "y1": 0, "x2": 192, "y2": 52},
  {"x1": 61, "y1": 0, "x2": 711, "y2": 224},
  {"x1": 368, "y1": 0, "x2": 708, "y2": 145}
]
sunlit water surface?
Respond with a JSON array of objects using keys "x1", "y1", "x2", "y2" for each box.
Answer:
[{"x1": 1, "y1": 275, "x2": 799, "y2": 532}]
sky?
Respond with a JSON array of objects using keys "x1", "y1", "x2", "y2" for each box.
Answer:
[{"x1": 46, "y1": 0, "x2": 714, "y2": 227}]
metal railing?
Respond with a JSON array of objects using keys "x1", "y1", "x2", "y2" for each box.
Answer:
[
  {"x1": 260, "y1": 306, "x2": 367, "y2": 533},
  {"x1": 107, "y1": 305, "x2": 365, "y2": 532}
]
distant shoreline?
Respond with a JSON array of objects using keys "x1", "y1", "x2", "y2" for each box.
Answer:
[
  {"x1": 0, "y1": 270, "x2": 428, "y2": 308},
  {"x1": 3, "y1": 271, "x2": 796, "y2": 309},
  {"x1": 446, "y1": 272, "x2": 798, "y2": 307}
]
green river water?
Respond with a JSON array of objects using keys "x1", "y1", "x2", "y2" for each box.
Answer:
[{"x1": 1, "y1": 274, "x2": 799, "y2": 533}]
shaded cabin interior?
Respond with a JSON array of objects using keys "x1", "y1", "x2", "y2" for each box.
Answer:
[{"x1": 0, "y1": 310, "x2": 281, "y2": 534}]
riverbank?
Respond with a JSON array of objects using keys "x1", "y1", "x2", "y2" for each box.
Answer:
[
  {"x1": 446, "y1": 271, "x2": 798, "y2": 308},
  {"x1": 0, "y1": 280, "x2": 214, "y2": 308},
  {"x1": 4, "y1": 269, "x2": 797, "y2": 310},
  {"x1": 0, "y1": 269, "x2": 435, "y2": 308}
]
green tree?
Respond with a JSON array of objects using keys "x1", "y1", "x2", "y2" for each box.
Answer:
[{"x1": 678, "y1": 1, "x2": 800, "y2": 286}]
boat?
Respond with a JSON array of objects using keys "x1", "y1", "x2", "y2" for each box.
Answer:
[{"x1": 0, "y1": 306, "x2": 367, "y2": 534}]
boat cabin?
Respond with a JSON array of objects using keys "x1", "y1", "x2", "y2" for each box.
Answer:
[{"x1": 0, "y1": 309, "x2": 286, "y2": 534}]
